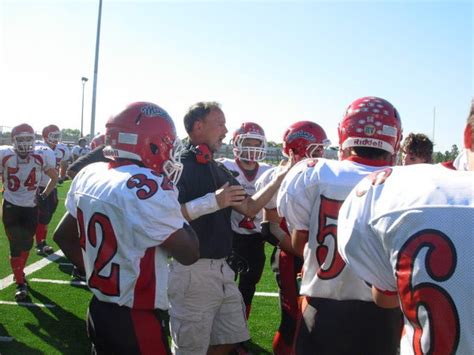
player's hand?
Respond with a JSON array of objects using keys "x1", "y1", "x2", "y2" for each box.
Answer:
[{"x1": 215, "y1": 182, "x2": 247, "y2": 208}]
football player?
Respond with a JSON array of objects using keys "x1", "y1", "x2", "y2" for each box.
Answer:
[
  {"x1": 255, "y1": 120, "x2": 330, "y2": 355},
  {"x1": 277, "y1": 97, "x2": 403, "y2": 354},
  {"x1": 71, "y1": 137, "x2": 91, "y2": 161},
  {"x1": 219, "y1": 122, "x2": 272, "y2": 320},
  {"x1": 1, "y1": 124, "x2": 57, "y2": 300},
  {"x1": 53, "y1": 102, "x2": 199, "y2": 354},
  {"x1": 35, "y1": 124, "x2": 70, "y2": 255},
  {"x1": 66, "y1": 134, "x2": 108, "y2": 181},
  {"x1": 338, "y1": 99, "x2": 474, "y2": 354}
]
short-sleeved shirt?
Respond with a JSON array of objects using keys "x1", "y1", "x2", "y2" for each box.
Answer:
[
  {"x1": 36, "y1": 141, "x2": 70, "y2": 187},
  {"x1": 66, "y1": 161, "x2": 186, "y2": 310},
  {"x1": 338, "y1": 164, "x2": 474, "y2": 355},
  {"x1": 177, "y1": 146, "x2": 240, "y2": 259},
  {"x1": 277, "y1": 156, "x2": 389, "y2": 301},
  {"x1": 220, "y1": 158, "x2": 272, "y2": 235},
  {"x1": 0, "y1": 145, "x2": 56, "y2": 207}
]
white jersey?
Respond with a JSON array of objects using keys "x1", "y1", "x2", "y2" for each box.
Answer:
[
  {"x1": 255, "y1": 166, "x2": 280, "y2": 210},
  {"x1": 277, "y1": 156, "x2": 390, "y2": 300},
  {"x1": 220, "y1": 158, "x2": 272, "y2": 235},
  {"x1": 71, "y1": 145, "x2": 91, "y2": 160},
  {"x1": 338, "y1": 164, "x2": 474, "y2": 355},
  {"x1": 0, "y1": 146, "x2": 56, "y2": 207},
  {"x1": 36, "y1": 141, "x2": 70, "y2": 187},
  {"x1": 65, "y1": 161, "x2": 186, "y2": 310}
]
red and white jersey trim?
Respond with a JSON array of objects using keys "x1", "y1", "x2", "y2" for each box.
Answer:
[
  {"x1": 66, "y1": 161, "x2": 186, "y2": 310},
  {"x1": 338, "y1": 164, "x2": 474, "y2": 355},
  {"x1": 220, "y1": 158, "x2": 272, "y2": 235},
  {"x1": 277, "y1": 157, "x2": 390, "y2": 301},
  {"x1": 0, "y1": 145, "x2": 55, "y2": 207},
  {"x1": 37, "y1": 141, "x2": 70, "y2": 187}
]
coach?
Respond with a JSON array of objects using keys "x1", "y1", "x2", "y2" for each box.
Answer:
[{"x1": 169, "y1": 101, "x2": 291, "y2": 355}]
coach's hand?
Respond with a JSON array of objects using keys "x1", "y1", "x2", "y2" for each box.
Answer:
[{"x1": 215, "y1": 182, "x2": 247, "y2": 209}]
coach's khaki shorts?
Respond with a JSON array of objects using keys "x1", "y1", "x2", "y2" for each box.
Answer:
[{"x1": 168, "y1": 258, "x2": 250, "y2": 355}]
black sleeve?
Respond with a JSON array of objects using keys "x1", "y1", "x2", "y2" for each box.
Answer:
[
  {"x1": 67, "y1": 145, "x2": 109, "y2": 178},
  {"x1": 213, "y1": 161, "x2": 240, "y2": 186}
]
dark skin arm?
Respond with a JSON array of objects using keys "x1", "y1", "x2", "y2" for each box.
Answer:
[
  {"x1": 160, "y1": 224, "x2": 200, "y2": 265},
  {"x1": 53, "y1": 212, "x2": 85, "y2": 274},
  {"x1": 263, "y1": 207, "x2": 297, "y2": 255}
]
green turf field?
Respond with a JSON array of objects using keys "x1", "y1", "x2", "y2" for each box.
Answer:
[{"x1": 0, "y1": 181, "x2": 281, "y2": 354}]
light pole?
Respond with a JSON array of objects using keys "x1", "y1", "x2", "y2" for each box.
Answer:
[
  {"x1": 90, "y1": 0, "x2": 103, "y2": 137},
  {"x1": 80, "y1": 77, "x2": 88, "y2": 137}
]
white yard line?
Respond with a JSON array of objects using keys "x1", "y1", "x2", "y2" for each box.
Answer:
[
  {"x1": 254, "y1": 291, "x2": 279, "y2": 297},
  {"x1": 0, "y1": 300, "x2": 55, "y2": 308},
  {"x1": 30, "y1": 278, "x2": 86, "y2": 287},
  {"x1": 0, "y1": 251, "x2": 64, "y2": 291}
]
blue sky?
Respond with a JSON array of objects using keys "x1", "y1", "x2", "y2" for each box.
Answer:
[{"x1": 1, "y1": 0, "x2": 472, "y2": 152}]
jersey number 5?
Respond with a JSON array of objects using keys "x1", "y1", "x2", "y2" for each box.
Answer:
[
  {"x1": 397, "y1": 229, "x2": 460, "y2": 355},
  {"x1": 316, "y1": 196, "x2": 345, "y2": 279},
  {"x1": 77, "y1": 208, "x2": 120, "y2": 297}
]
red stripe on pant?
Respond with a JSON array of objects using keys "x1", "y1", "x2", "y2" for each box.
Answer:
[
  {"x1": 35, "y1": 223, "x2": 47, "y2": 244},
  {"x1": 130, "y1": 310, "x2": 168, "y2": 355}
]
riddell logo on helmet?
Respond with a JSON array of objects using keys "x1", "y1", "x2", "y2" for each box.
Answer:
[
  {"x1": 353, "y1": 138, "x2": 383, "y2": 148},
  {"x1": 103, "y1": 148, "x2": 120, "y2": 157}
]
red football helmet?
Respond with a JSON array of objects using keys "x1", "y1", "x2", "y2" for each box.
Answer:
[
  {"x1": 90, "y1": 134, "x2": 105, "y2": 150},
  {"x1": 12, "y1": 123, "x2": 35, "y2": 154},
  {"x1": 103, "y1": 102, "x2": 183, "y2": 184},
  {"x1": 232, "y1": 122, "x2": 267, "y2": 162},
  {"x1": 42, "y1": 124, "x2": 61, "y2": 147},
  {"x1": 282, "y1": 121, "x2": 330, "y2": 158},
  {"x1": 338, "y1": 96, "x2": 402, "y2": 155}
]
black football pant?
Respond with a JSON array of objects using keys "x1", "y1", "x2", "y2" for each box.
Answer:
[
  {"x1": 232, "y1": 233, "x2": 266, "y2": 307},
  {"x1": 37, "y1": 187, "x2": 58, "y2": 225},
  {"x1": 2, "y1": 200, "x2": 37, "y2": 256},
  {"x1": 295, "y1": 297, "x2": 402, "y2": 355},
  {"x1": 87, "y1": 296, "x2": 171, "y2": 355}
]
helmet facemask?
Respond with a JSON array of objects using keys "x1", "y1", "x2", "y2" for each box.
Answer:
[
  {"x1": 234, "y1": 134, "x2": 267, "y2": 162},
  {"x1": 46, "y1": 131, "x2": 61, "y2": 146},
  {"x1": 162, "y1": 139, "x2": 184, "y2": 185},
  {"x1": 13, "y1": 133, "x2": 35, "y2": 155},
  {"x1": 305, "y1": 139, "x2": 331, "y2": 158}
]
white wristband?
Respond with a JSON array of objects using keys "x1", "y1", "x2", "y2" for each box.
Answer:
[
  {"x1": 269, "y1": 222, "x2": 287, "y2": 242},
  {"x1": 185, "y1": 192, "x2": 220, "y2": 221}
]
